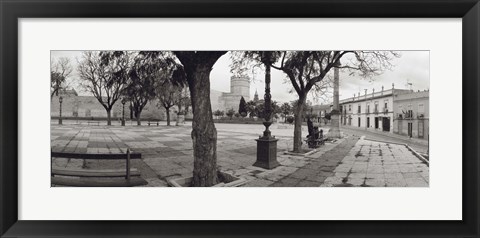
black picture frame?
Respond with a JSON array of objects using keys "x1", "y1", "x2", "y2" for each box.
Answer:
[{"x1": 1, "y1": 0, "x2": 479, "y2": 237}]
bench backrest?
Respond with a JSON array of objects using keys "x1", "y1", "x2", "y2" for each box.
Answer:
[
  {"x1": 51, "y1": 151, "x2": 141, "y2": 160},
  {"x1": 51, "y1": 149, "x2": 137, "y2": 181}
]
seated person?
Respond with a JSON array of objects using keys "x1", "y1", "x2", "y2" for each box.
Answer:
[
  {"x1": 307, "y1": 118, "x2": 321, "y2": 140},
  {"x1": 312, "y1": 126, "x2": 322, "y2": 140},
  {"x1": 307, "y1": 118, "x2": 314, "y2": 136}
]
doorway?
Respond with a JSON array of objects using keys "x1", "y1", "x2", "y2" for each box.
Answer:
[
  {"x1": 382, "y1": 117, "x2": 390, "y2": 132},
  {"x1": 374, "y1": 117, "x2": 379, "y2": 129},
  {"x1": 418, "y1": 121, "x2": 424, "y2": 138},
  {"x1": 367, "y1": 117, "x2": 370, "y2": 128},
  {"x1": 408, "y1": 122, "x2": 413, "y2": 137}
]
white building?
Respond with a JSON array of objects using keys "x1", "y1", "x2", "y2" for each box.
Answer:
[{"x1": 340, "y1": 85, "x2": 410, "y2": 133}]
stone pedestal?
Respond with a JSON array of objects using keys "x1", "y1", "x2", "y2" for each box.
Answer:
[
  {"x1": 254, "y1": 137, "x2": 280, "y2": 169},
  {"x1": 58, "y1": 118, "x2": 62, "y2": 125},
  {"x1": 121, "y1": 119, "x2": 125, "y2": 126},
  {"x1": 253, "y1": 121, "x2": 280, "y2": 170},
  {"x1": 329, "y1": 114, "x2": 341, "y2": 138}
]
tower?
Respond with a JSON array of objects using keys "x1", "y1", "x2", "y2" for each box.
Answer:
[
  {"x1": 254, "y1": 89, "x2": 259, "y2": 102},
  {"x1": 230, "y1": 76, "x2": 250, "y2": 101}
]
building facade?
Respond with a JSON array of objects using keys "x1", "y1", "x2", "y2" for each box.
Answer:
[
  {"x1": 340, "y1": 87, "x2": 411, "y2": 133},
  {"x1": 392, "y1": 91, "x2": 429, "y2": 138},
  {"x1": 215, "y1": 76, "x2": 250, "y2": 112},
  {"x1": 51, "y1": 91, "x2": 191, "y2": 121}
]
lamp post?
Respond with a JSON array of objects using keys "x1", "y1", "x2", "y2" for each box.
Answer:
[
  {"x1": 253, "y1": 51, "x2": 279, "y2": 170},
  {"x1": 121, "y1": 98, "x2": 126, "y2": 126},
  {"x1": 58, "y1": 96, "x2": 63, "y2": 125}
]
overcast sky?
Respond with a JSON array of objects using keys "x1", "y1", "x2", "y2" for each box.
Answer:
[{"x1": 51, "y1": 51, "x2": 429, "y2": 104}]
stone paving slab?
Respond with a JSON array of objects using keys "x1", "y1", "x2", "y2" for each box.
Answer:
[
  {"x1": 320, "y1": 138, "x2": 429, "y2": 187},
  {"x1": 51, "y1": 122, "x2": 429, "y2": 187}
]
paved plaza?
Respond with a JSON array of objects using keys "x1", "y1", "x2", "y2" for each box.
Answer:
[{"x1": 51, "y1": 121, "x2": 429, "y2": 187}]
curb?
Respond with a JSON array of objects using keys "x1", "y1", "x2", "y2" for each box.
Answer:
[{"x1": 405, "y1": 144, "x2": 429, "y2": 165}]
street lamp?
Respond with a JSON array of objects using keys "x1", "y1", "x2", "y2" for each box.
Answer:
[
  {"x1": 121, "y1": 98, "x2": 126, "y2": 126},
  {"x1": 58, "y1": 96, "x2": 63, "y2": 125},
  {"x1": 253, "y1": 51, "x2": 280, "y2": 170}
]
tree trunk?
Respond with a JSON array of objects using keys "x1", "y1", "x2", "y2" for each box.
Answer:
[
  {"x1": 106, "y1": 109, "x2": 112, "y2": 126},
  {"x1": 188, "y1": 66, "x2": 218, "y2": 187},
  {"x1": 166, "y1": 109, "x2": 170, "y2": 126},
  {"x1": 136, "y1": 111, "x2": 141, "y2": 126},
  {"x1": 174, "y1": 51, "x2": 225, "y2": 187},
  {"x1": 293, "y1": 98, "x2": 306, "y2": 152}
]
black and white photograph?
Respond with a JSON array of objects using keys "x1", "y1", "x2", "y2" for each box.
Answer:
[
  {"x1": 4, "y1": 0, "x2": 480, "y2": 236},
  {"x1": 50, "y1": 50, "x2": 429, "y2": 187}
]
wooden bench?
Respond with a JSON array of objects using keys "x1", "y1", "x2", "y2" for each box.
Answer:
[
  {"x1": 51, "y1": 149, "x2": 147, "y2": 187},
  {"x1": 87, "y1": 121, "x2": 100, "y2": 126},
  {"x1": 305, "y1": 121, "x2": 327, "y2": 149},
  {"x1": 305, "y1": 134, "x2": 327, "y2": 149},
  {"x1": 147, "y1": 120, "x2": 159, "y2": 126}
]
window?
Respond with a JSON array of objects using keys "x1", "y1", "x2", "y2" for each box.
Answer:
[
  {"x1": 374, "y1": 101, "x2": 378, "y2": 113},
  {"x1": 349, "y1": 105, "x2": 352, "y2": 111},
  {"x1": 367, "y1": 104, "x2": 370, "y2": 114},
  {"x1": 407, "y1": 110, "x2": 413, "y2": 118},
  {"x1": 358, "y1": 105, "x2": 361, "y2": 113},
  {"x1": 418, "y1": 103, "x2": 425, "y2": 113},
  {"x1": 407, "y1": 104, "x2": 413, "y2": 118}
]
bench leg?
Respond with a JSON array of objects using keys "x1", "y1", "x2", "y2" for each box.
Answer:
[{"x1": 126, "y1": 149, "x2": 131, "y2": 180}]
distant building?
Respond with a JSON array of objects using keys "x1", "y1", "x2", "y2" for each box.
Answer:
[
  {"x1": 311, "y1": 104, "x2": 332, "y2": 122},
  {"x1": 393, "y1": 90, "x2": 429, "y2": 138},
  {"x1": 253, "y1": 89, "x2": 265, "y2": 105},
  {"x1": 253, "y1": 90, "x2": 259, "y2": 102},
  {"x1": 213, "y1": 76, "x2": 250, "y2": 112},
  {"x1": 339, "y1": 85, "x2": 411, "y2": 133},
  {"x1": 54, "y1": 88, "x2": 78, "y2": 97},
  {"x1": 51, "y1": 95, "x2": 171, "y2": 120},
  {"x1": 51, "y1": 87, "x2": 193, "y2": 121}
]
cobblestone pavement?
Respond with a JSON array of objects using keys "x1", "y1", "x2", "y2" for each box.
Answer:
[{"x1": 51, "y1": 121, "x2": 429, "y2": 187}]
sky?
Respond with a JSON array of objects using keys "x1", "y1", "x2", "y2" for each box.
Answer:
[{"x1": 51, "y1": 51, "x2": 429, "y2": 104}]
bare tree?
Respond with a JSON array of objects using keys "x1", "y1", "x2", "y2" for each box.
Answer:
[
  {"x1": 77, "y1": 51, "x2": 131, "y2": 125},
  {"x1": 50, "y1": 57, "x2": 73, "y2": 98},
  {"x1": 173, "y1": 51, "x2": 227, "y2": 187},
  {"x1": 157, "y1": 78, "x2": 183, "y2": 126},
  {"x1": 127, "y1": 52, "x2": 173, "y2": 125}
]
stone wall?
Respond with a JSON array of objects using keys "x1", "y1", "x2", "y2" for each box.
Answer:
[{"x1": 51, "y1": 95, "x2": 191, "y2": 120}]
